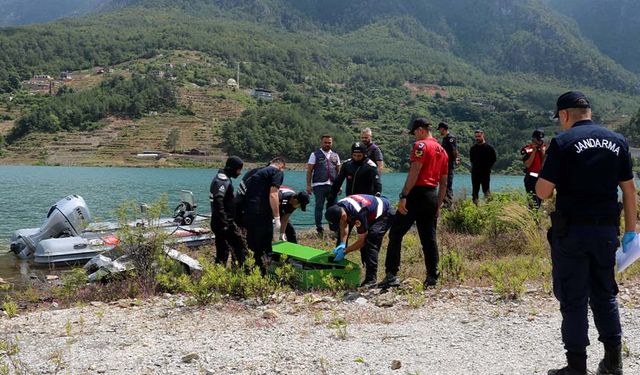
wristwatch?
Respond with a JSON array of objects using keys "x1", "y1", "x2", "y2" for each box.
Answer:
[{"x1": 399, "y1": 192, "x2": 408, "y2": 199}]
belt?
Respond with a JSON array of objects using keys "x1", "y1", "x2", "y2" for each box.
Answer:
[
  {"x1": 568, "y1": 216, "x2": 619, "y2": 226},
  {"x1": 527, "y1": 172, "x2": 539, "y2": 178},
  {"x1": 413, "y1": 185, "x2": 437, "y2": 191}
]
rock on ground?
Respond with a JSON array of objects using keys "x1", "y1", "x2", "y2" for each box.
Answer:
[{"x1": 2, "y1": 286, "x2": 640, "y2": 375}]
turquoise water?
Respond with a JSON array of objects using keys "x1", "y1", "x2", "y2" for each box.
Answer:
[{"x1": 0, "y1": 165, "x2": 525, "y2": 247}]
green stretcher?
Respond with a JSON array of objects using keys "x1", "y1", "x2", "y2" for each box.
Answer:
[{"x1": 270, "y1": 241, "x2": 361, "y2": 289}]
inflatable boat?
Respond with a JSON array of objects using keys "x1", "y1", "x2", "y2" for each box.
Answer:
[{"x1": 10, "y1": 193, "x2": 213, "y2": 265}]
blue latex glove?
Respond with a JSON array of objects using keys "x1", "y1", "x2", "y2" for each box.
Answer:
[
  {"x1": 332, "y1": 243, "x2": 346, "y2": 262},
  {"x1": 622, "y1": 231, "x2": 637, "y2": 253}
]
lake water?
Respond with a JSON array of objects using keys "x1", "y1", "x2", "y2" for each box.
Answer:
[{"x1": 0, "y1": 165, "x2": 524, "y2": 287}]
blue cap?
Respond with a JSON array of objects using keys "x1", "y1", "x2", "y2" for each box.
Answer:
[{"x1": 553, "y1": 91, "x2": 590, "y2": 119}]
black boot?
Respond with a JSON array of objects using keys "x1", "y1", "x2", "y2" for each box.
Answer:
[
  {"x1": 596, "y1": 344, "x2": 623, "y2": 375},
  {"x1": 548, "y1": 352, "x2": 590, "y2": 375}
]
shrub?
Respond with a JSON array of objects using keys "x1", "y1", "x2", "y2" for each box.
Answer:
[{"x1": 438, "y1": 249, "x2": 465, "y2": 284}]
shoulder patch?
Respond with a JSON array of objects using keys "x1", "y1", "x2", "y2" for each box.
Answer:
[
  {"x1": 450, "y1": 137, "x2": 455, "y2": 143},
  {"x1": 218, "y1": 185, "x2": 226, "y2": 193},
  {"x1": 416, "y1": 142, "x2": 426, "y2": 149},
  {"x1": 216, "y1": 173, "x2": 228, "y2": 180}
]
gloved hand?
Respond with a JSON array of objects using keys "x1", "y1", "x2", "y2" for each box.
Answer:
[
  {"x1": 273, "y1": 216, "x2": 281, "y2": 233},
  {"x1": 622, "y1": 231, "x2": 637, "y2": 253},
  {"x1": 279, "y1": 232, "x2": 287, "y2": 242},
  {"x1": 332, "y1": 243, "x2": 346, "y2": 262}
]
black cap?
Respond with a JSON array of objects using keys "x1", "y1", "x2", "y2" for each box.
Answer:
[
  {"x1": 553, "y1": 91, "x2": 591, "y2": 119},
  {"x1": 437, "y1": 122, "x2": 449, "y2": 130},
  {"x1": 224, "y1": 156, "x2": 243, "y2": 171},
  {"x1": 532, "y1": 129, "x2": 544, "y2": 141},
  {"x1": 325, "y1": 205, "x2": 344, "y2": 226},
  {"x1": 296, "y1": 191, "x2": 309, "y2": 211},
  {"x1": 408, "y1": 118, "x2": 432, "y2": 135},
  {"x1": 351, "y1": 142, "x2": 366, "y2": 154}
]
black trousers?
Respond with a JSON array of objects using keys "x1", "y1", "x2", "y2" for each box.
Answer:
[
  {"x1": 524, "y1": 174, "x2": 541, "y2": 209},
  {"x1": 471, "y1": 171, "x2": 491, "y2": 203},
  {"x1": 385, "y1": 186, "x2": 439, "y2": 279},
  {"x1": 549, "y1": 224, "x2": 621, "y2": 354},
  {"x1": 443, "y1": 168, "x2": 454, "y2": 208},
  {"x1": 211, "y1": 222, "x2": 246, "y2": 266},
  {"x1": 360, "y1": 212, "x2": 394, "y2": 282},
  {"x1": 285, "y1": 222, "x2": 297, "y2": 244},
  {"x1": 245, "y1": 216, "x2": 273, "y2": 273}
]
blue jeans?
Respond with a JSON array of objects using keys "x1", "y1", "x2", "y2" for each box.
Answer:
[
  {"x1": 549, "y1": 224, "x2": 621, "y2": 354},
  {"x1": 313, "y1": 185, "x2": 332, "y2": 231}
]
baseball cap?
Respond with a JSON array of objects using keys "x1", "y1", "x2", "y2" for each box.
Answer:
[
  {"x1": 408, "y1": 118, "x2": 432, "y2": 135},
  {"x1": 437, "y1": 122, "x2": 449, "y2": 130},
  {"x1": 224, "y1": 156, "x2": 243, "y2": 170},
  {"x1": 553, "y1": 91, "x2": 591, "y2": 119},
  {"x1": 296, "y1": 191, "x2": 309, "y2": 211},
  {"x1": 532, "y1": 129, "x2": 544, "y2": 141}
]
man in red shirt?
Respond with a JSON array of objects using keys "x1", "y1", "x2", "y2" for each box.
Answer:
[
  {"x1": 520, "y1": 129, "x2": 546, "y2": 209},
  {"x1": 379, "y1": 118, "x2": 449, "y2": 289}
]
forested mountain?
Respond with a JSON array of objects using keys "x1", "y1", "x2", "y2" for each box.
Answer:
[
  {"x1": 0, "y1": 0, "x2": 109, "y2": 27},
  {"x1": 1, "y1": 0, "x2": 639, "y2": 170},
  {"x1": 546, "y1": 0, "x2": 640, "y2": 74}
]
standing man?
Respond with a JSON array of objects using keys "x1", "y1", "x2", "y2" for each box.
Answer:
[
  {"x1": 521, "y1": 129, "x2": 546, "y2": 209},
  {"x1": 469, "y1": 129, "x2": 496, "y2": 205},
  {"x1": 241, "y1": 157, "x2": 286, "y2": 273},
  {"x1": 325, "y1": 194, "x2": 395, "y2": 288},
  {"x1": 379, "y1": 118, "x2": 449, "y2": 289},
  {"x1": 278, "y1": 186, "x2": 310, "y2": 244},
  {"x1": 361, "y1": 127, "x2": 384, "y2": 172},
  {"x1": 209, "y1": 156, "x2": 246, "y2": 266},
  {"x1": 536, "y1": 91, "x2": 637, "y2": 375},
  {"x1": 437, "y1": 122, "x2": 458, "y2": 208},
  {"x1": 328, "y1": 142, "x2": 381, "y2": 203},
  {"x1": 306, "y1": 135, "x2": 341, "y2": 235}
]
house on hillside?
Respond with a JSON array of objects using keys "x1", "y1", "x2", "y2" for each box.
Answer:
[
  {"x1": 226, "y1": 78, "x2": 239, "y2": 90},
  {"x1": 60, "y1": 71, "x2": 73, "y2": 80},
  {"x1": 95, "y1": 67, "x2": 106, "y2": 74},
  {"x1": 33, "y1": 74, "x2": 53, "y2": 80},
  {"x1": 251, "y1": 88, "x2": 274, "y2": 101}
]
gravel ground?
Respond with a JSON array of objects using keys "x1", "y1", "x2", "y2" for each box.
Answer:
[{"x1": 2, "y1": 285, "x2": 640, "y2": 375}]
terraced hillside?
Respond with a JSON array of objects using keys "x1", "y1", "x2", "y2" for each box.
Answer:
[{"x1": 0, "y1": 84, "x2": 250, "y2": 168}]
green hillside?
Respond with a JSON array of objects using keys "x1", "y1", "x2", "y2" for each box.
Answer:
[{"x1": 1, "y1": 0, "x2": 639, "y2": 171}]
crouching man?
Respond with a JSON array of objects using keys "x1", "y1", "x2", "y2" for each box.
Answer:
[{"x1": 325, "y1": 194, "x2": 395, "y2": 288}]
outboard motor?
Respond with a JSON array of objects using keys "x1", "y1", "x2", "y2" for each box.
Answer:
[
  {"x1": 10, "y1": 195, "x2": 92, "y2": 259},
  {"x1": 172, "y1": 190, "x2": 197, "y2": 225}
]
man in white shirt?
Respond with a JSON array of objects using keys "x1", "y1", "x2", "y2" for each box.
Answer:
[{"x1": 306, "y1": 134, "x2": 341, "y2": 235}]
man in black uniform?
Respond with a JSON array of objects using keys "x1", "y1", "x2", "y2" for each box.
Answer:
[
  {"x1": 209, "y1": 156, "x2": 246, "y2": 266},
  {"x1": 536, "y1": 91, "x2": 637, "y2": 375},
  {"x1": 325, "y1": 194, "x2": 395, "y2": 288},
  {"x1": 240, "y1": 157, "x2": 286, "y2": 273},
  {"x1": 469, "y1": 129, "x2": 496, "y2": 205},
  {"x1": 328, "y1": 142, "x2": 382, "y2": 203},
  {"x1": 277, "y1": 186, "x2": 310, "y2": 244},
  {"x1": 437, "y1": 122, "x2": 458, "y2": 208}
]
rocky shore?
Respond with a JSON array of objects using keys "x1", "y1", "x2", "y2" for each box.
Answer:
[{"x1": 2, "y1": 286, "x2": 640, "y2": 374}]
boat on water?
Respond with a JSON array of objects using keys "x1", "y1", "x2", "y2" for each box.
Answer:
[{"x1": 9, "y1": 192, "x2": 213, "y2": 265}]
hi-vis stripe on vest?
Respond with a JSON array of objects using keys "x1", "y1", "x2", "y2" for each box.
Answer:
[
  {"x1": 279, "y1": 186, "x2": 295, "y2": 194},
  {"x1": 341, "y1": 196, "x2": 384, "y2": 219}
]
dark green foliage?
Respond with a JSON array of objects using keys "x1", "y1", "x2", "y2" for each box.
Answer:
[
  {"x1": 6, "y1": 74, "x2": 176, "y2": 143},
  {"x1": 618, "y1": 109, "x2": 640, "y2": 146},
  {"x1": 222, "y1": 102, "x2": 354, "y2": 161}
]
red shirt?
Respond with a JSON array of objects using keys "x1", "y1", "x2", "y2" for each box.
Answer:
[
  {"x1": 520, "y1": 143, "x2": 546, "y2": 174},
  {"x1": 411, "y1": 137, "x2": 449, "y2": 187}
]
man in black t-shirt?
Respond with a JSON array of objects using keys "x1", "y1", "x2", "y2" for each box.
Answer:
[
  {"x1": 239, "y1": 157, "x2": 286, "y2": 273},
  {"x1": 438, "y1": 122, "x2": 458, "y2": 208},
  {"x1": 469, "y1": 129, "x2": 496, "y2": 205}
]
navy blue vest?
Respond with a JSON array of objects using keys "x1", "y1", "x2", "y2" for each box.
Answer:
[{"x1": 312, "y1": 149, "x2": 339, "y2": 183}]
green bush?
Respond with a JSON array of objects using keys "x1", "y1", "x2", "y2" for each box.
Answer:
[{"x1": 438, "y1": 249, "x2": 465, "y2": 283}]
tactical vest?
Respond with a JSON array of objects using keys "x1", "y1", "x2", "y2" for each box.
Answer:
[{"x1": 312, "y1": 149, "x2": 338, "y2": 183}]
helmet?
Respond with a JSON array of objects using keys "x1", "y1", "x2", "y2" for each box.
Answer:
[
  {"x1": 532, "y1": 129, "x2": 544, "y2": 141},
  {"x1": 351, "y1": 142, "x2": 366, "y2": 154}
]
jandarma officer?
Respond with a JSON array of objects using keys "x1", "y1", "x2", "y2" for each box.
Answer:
[
  {"x1": 325, "y1": 194, "x2": 395, "y2": 288},
  {"x1": 278, "y1": 186, "x2": 310, "y2": 244},
  {"x1": 379, "y1": 118, "x2": 449, "y2": 289},
  {"x1": 536, "y1": 91, "x2": 637, "y2": 375},
  {"x1": 209, "y1": 156, "x2": 247, "y2": 266}
]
